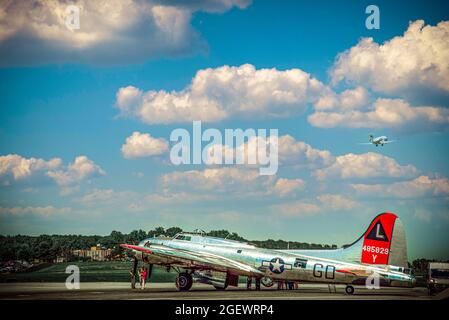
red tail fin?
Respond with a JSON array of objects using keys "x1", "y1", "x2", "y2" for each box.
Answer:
[{"x1": 361, "y1": 212, "x2": 397, "y2": 265}]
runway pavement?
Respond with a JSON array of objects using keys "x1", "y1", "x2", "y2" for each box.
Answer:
[{"x1": 0, "y1": 282, "x2": 437, "y2": 300}]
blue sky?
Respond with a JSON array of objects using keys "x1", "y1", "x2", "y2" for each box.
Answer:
[{"x1": 1, "y1": 0, "x2": 449, "y2": 260}]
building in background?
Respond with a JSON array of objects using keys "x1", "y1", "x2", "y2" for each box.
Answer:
[{"x1": 72, "y1": 245, "x2": 112, "y2": 261}]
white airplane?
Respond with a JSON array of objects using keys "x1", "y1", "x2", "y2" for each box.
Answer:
[{"x1": 360, "y1": 134, "x2": 395, "y2": 147}]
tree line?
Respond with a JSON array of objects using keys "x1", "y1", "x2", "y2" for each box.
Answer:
[{"x1": 0, "y1": 227, "x2": 338, "y2": 262}]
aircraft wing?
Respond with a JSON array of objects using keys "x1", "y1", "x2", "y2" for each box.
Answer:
[
  {"x1": 120, "y1": 243, "x2": 264, "y2": 277},
  {"x1": 358, "y1": 142, "x2": 373, "y2": 145}
]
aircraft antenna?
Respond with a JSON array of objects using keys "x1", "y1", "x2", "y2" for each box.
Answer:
[{"x1": 193, "y1": 229, "x2": 206, "y2": 236}]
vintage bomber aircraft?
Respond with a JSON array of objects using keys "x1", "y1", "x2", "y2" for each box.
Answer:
[{"x1": 121, "y1": 212, "x2": 415, "y2": 294}]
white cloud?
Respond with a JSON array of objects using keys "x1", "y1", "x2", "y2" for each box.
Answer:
[
  {"x1": 277, "y1": 135, "x2": 334, "y2": 167},
  {"x1": 352, "y1": 175, "x2": 449, "y2": 198},
  {"x1": 47, "y1": 156, "x2": 105, "y2": 186},
  {"x1": 271, "y1": 178, "x2": 305, "y2": 197},
  {"x1": 121, "y1": 131, "x2": 169, "y2": 158},
  {"x1": 204, "y1": 134, "x2": 333, "y2": 168},
  {"x1": 162, "y1": 0, "x2": 251, "y2": 13},
  {"x1": 314, "y1": 86, "x2": 370, "y2": 111},
  {"x1": 78, "y1": 188, "x2": 124, "y2": 204},
  {"x1": 314, "y1": 152, "x2": 417, "y2": 180},
  {"x1": 0, "y1": 154, "x2": 61, "y2": 181},
  {"x1": 309, "y1": 98, "x2": 449, "y2": 131},
  {"x1": 0, "y1": 0, "x2": 250, "y2": 66},
  {"x1": 271, "y1": 202, "x2": 320, "y2": 217},
  {"x1": 330, "y1": 20, "x2": 449, "y2": 96},
  {"x1": 271, "y1": 193, "x2": 360, "y2": 217},
  {"x1": 0, "y1": 206, "x2": 71, "y2": 217},
  {"x1": 316, "y1": 194, "x2": 359, "y2": 210},
  {"x1": 0, "y1": 154, "x2": 105, "y2": 191},
  {"x1": 116, "y1": 64, "x2": 327, "y2": 124},
  {"x1": 160, "y1": 167, "x2": 304, "y2": 197}
]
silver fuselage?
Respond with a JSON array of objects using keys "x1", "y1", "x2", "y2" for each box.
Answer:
[{"x1": 136, "y1": 236, "x2": 415, "y2": 288}]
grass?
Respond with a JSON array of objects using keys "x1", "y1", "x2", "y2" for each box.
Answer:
[{"x1": 0, "y1": 261, "x2": 177, "y2": 283}]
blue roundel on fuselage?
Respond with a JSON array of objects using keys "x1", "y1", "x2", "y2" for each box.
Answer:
[{"x1": 269, "y1": 258, "x2": 286, "y2": 274}]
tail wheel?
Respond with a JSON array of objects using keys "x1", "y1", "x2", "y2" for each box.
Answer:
[
  {"x1": 176, "y1": 272, "x2": 193, "y2": 291},
  {"x1": 345, "y1": 285, "x2": 355, "y2": 295}
]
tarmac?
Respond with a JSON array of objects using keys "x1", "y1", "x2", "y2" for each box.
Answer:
[{"x1": 0, "y1": 282, "x2": 441, "y2": 300}]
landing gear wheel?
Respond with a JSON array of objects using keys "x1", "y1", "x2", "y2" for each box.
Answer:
[
  {"x1": 261, "y1": 277, "x2": 274, "y2": 288},
  {"x1": 345, "y1": 285, "x2": 355, "y2": 295},
  {"x1": 176, "y1": 272, "x2": 193, "y2": 291}
]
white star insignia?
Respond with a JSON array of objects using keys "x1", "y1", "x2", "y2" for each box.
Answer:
[{"x1": 270, "y1": 259, "x2": 283, "y2": 272}]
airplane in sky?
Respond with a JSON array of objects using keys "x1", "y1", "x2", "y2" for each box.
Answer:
[
  {"x1": 121, "y1": 212, "x2": 415, "y2": 294},
  {"x1": 359, "y1": 134, "x2": 395, "y2": 147}
]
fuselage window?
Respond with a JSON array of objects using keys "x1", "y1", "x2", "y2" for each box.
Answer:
[{"x1": 294, "y1": 258, "x2": 308, "y2": 268}]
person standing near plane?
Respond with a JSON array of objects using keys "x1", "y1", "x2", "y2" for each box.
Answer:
[
  {"x1": 139, "y1": 267, "x2": 148, "y2": 290},
  {"x1": 138, "y1": 267, "x2": 142, "y2": 288},
  {"x1": 255, "y1": 278, "x2": 261, "y2": 290},
  {"x1": 246, "y1": 277, "x2": 252, "y2": 290}
]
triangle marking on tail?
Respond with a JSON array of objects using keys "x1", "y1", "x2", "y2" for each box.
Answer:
[{"x1": 366, "y1": 221, "x2": 389, "y2": 242}]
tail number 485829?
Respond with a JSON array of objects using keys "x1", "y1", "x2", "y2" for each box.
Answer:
[{"x1": 363, "y1": 245, "x2": 389, "y2": 255}]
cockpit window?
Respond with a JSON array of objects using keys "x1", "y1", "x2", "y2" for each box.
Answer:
[{"x1": 175, "y1": 234, "x2": 192, "y2": 241}]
